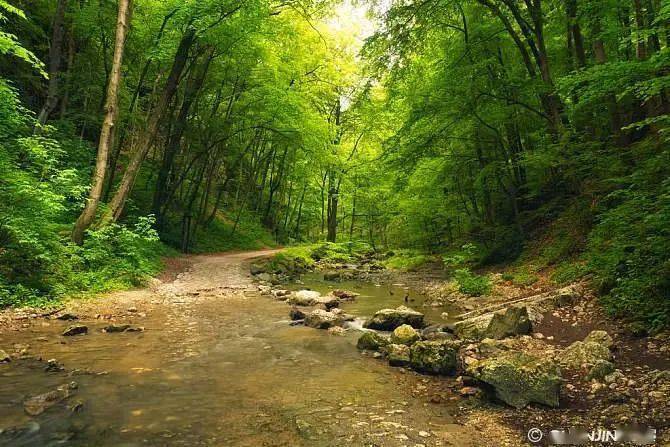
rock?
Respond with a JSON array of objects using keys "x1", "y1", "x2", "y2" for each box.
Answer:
[
  {"x1": 315, "y1": 294, "x2": 340, "y2": 310},
  {"x1": 0, "y1": 349, "x2": 10, "y2": 363},
  {"x1": 323, "y1": 271, "x2": 341, "y2": 281},
  {"x1": 62, "y1": 325, "x2": 88, "y2": 336},
  {"x1": 331, "y1": 289, "x2": 359, "y2": 300},
  {"x1": 258, "y1": 285, "x2": 272, "y2": 295},
  {"x1": 409, "y1": 340, "x2": 458, "y2": 375},
  {"x1": 469, "y1": 352, "x2": 562, "y2": 408},
  {"x1": 272, "y1": 289, "x2": 291, "y2": 298},
  {"x1": 127, "y1": 307, "x2": 138, "y2": 313},
  {"x1": 558, "y1": 341, "x2": 612, "y2": 369},
  {"x1": 459, "y1": 386, "x2": 483, "y2": 397},
  {"x1": 441, "y1": 312, "x2": 450, "y2": 320},
  {"x1": 256, "y1": 273, "x2": 272, "y2": 283},
  {"x1": 288, "y1": 290, "x2": 321, "y2": 306},
  {"x1": 604, "y1": 371, "x2": 625, "y2": 384},
  {"x1": 384, "y1": 344, "x2": 410, "y2": 367},
  {"x1": 250, "y1": 263, "x2": 267, "y2": 275},
  {"x1": 304, "y1": 309, "x2": 343, "y2": 329},
  {"x1": 357, "y1": 332, "x2": 390, "y2": 351},
  {"x1": 453, "y1": 306, "x2": 531, "y2": 340},
  {"x1": 584, "y1": 330, "x2": 613, "y2": 348},
  {"x1": 56, "y1": 313, "x2": 78, "y2": 321},
  {"x1": 24, "y1": 382, "x2": 77, "y2": 416},
  {"x1": 363, "y1": 306, "x2": 425, "y2": 331},
  {"x1": 424, "y1": 331, "x2": 456, "y2": 341},
  {"x1": 102, "y1": 324, "x2": 131, "y2": 333},
  {"x1": 391, "y1": 325, "x2": 421, "y2": 345},
  {"x1": 328, "y1": 326, "x2": 346, "y2": 336},
  {"x1": 289, "y1": 307, "x2": 306, "y2": 321},
  {"x1": 586, "y1": 359, "x2": 616, "y2": 381}
]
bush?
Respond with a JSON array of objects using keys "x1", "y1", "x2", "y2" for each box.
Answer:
[
  {"x1": 454, "y1": 268, "x2": 492, "y2": 296},
  {"x1": 383, "y1": 249, "x2": 431, "y2": 271}
]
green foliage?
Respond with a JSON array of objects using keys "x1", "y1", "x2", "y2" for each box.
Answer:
[
  {"x1": 383, "y1": 249, "x2": 432, "y2": 271},
  {"x1": 454, "y1": 268, "x2": 492, "y2": 297}
]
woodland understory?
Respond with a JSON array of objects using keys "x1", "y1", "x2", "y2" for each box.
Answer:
[{"x1": 1, "y1": 0, "x2": 669, "y2": 333}]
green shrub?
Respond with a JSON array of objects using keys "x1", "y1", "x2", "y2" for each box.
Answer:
[
  {"x1": 454, "y1": 268, "x2": 492, "y2": 296},
  {"x1": 383, "y1": 249, "x2": 431, "y2": 271}
]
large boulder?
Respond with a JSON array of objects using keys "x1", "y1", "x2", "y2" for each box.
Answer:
[
  {"x1": 409, "y1": 340, "x2": 458, "y2": 375},
  {"x1": 363, "y1": 306, "x2": 425, "y2": 331},
  {"x1": 470, "y1": 352, "x2": 562, "y2": 408},
  {"x1": 390, "y1": 324, "x2": 421, "y2": 346},
  {"x1": 250, "y1": 263, "x2": 267, "y2": 275},
  {"x1": 304, "y1": 309, "x2": 343, "y2": 329},
  {"x1": 557, "y1": 340, "x2": 612, "y2": 369},
  {"x1": 383, "y1": 344, "x2": 411, "y2": 367},
  {"x1": 288, "y1": 290, "x2": 321, "y2": 306},
  {"x1": 453, "y1": 306, "x2": 531, "y2": 340},
  {"x1": 357, "y1": 331, "x2": 390, "y2": 351}
]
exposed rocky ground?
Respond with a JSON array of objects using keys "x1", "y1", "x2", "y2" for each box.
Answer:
[{"x1": 252, "y1": 255, "x2": 670, "y2": 446}]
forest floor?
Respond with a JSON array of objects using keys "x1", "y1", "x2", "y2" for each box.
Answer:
[{"x1": 0, "y1": 250, "x2": 668, "y2": 446}]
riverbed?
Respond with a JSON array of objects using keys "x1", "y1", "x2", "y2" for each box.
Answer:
[{"x1": 0, "y1": 251, "x2": 479, "y2": 447}]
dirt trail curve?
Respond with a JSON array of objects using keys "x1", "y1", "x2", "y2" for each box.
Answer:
[{"x1": 155, "y1": 249, "x2": 282, "y2": 300}]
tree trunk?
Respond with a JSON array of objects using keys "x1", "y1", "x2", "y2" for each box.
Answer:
[
  {"x1": 104, "y1": 28, "x2": 196, "y2": 223},
  {"x1": 71, "y1": 0, "x2": 131, "y2": 244},
  {"x1": 566, "y1": 0, "x2": 586, "y2": 68},
  {"x1": 36, "y1": 0, "x2": 68, "y2": 129}
]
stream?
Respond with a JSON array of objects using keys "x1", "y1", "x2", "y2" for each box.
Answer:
[{"x1": 0, "y1": 251, "x2": 475, "y2": 447}]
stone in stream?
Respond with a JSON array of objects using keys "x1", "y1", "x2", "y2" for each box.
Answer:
[
  {"x1": 288, "y1": 290, "x2": 321, "y2": 306},
  {"x1": 363, "y1": 306, "x2": 425, "y2": 331},
  {"x1": 24, "y1": 382, "x2": 78, "y2": 416},
  {"x1": 356, "y1": 331, "x2": 390, "y2": 351},
  {"x1": 409, "y1": 340, "x2": 459, "y2": 375},
  {"x1": 331, "y1": 289, "x2": 359, "y2": 300},
  {"x1": 272, "y1": 289, "x2": 291, "y2": 298},
  {"x1": 390, "y1": 324, "x2": 421, "y2": 346},
  {"x1": 0, "y1": 349, "x2": 10, "y2": 363},
  {"x1": 383, "y1": 344, "x2": 411, "y2": 367},
  {"x1": 289, "y1": 307, "x2": 306, "y2": 321},
  {"x1": 468, "y1": 351, "x2": 561, "y2": 408},
  {"x1": 102, "y1": 324, "x2": 131, "y2": 333},
  {"x1": 56, "y1": 313, "x2": 78, "y2": 321},
  {"x1": 62, "y1": 325, "x2": 88, "y2": 336},
  {"x1": 315, "y1": 294, "x2": 341, "y2": 310},
  {"x1": 304, "y1": 309, "x2": 343, "y2": 329}
]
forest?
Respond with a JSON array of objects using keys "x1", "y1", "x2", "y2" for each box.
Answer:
[{"x1": 1, "y1": 0, "x2": 669, "y2": 332}]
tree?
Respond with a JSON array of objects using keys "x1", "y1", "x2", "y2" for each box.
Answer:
[{"x1": 71, "y1": 0, "x2": 132, "y2": 244}]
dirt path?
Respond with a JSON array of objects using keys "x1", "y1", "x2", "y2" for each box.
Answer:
[{"x1": 0, "y1": 250, "x2": 500, "y2": 447}]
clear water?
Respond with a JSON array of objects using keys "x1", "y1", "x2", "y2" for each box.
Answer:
[
  {"x1": 0, "y1": 255, "x2": 471, "y2": 447},
  {"x1": 291, "y1": 271, "x2": 460, "y2": 325}
]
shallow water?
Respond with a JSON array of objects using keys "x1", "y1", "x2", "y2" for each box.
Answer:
[
  {"x1": 292, "y1": 272, "x2": 460, "y2": 324},
  {"x1": 0, "y1": 255, "x2": 470, "y2": 447}
]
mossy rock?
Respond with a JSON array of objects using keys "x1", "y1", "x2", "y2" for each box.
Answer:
[
  {"x1": 584, "y1": 330, "x2": 613, "y2": 348},
  {"x1": 586, "y1": 359, "x2": 616, "y2": 381},
  {"x1": 357, "y1": 331, "x2": 390, "y2": 351},
  {"x1": 558, "y1": 341, "x2": 612, "y2": 369},
  {"x1": 384, "y1": 344, "x2": 410, "y2": 367},
  {"x1": 390, "y1": 324, "x2": 421, "y2": 345},
  {"x1": 409, "y1": 340, "x2": 458, "y2": 375},
  {"x1": 474, "y1": 352, "x2": 562, "y2": 408}
]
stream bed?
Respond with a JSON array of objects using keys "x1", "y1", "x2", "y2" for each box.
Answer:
[{"x1": 0, "y1": 261, "x2": 472, "y2": 447}]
